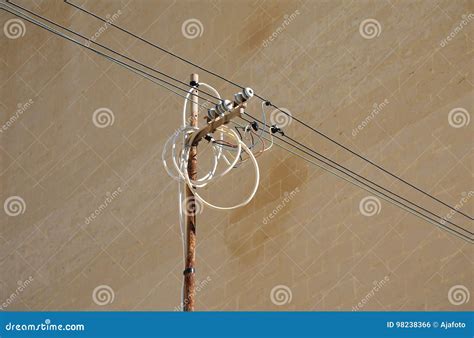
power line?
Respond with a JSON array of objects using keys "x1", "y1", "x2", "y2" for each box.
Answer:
[
  {"x1": 3, "y1": 2, "x2": 471, "y2": 242},
  {"x1": 237, "y1": 116, "x2": 473, "y2": 243},
  {"x1": 63, "y1": 0, "x2": 246, "y2": 90},
  {"x1": 264, "y1": 103, "x2": 474, "y2": 221},
  {"x1": 64, "y1": 0, "x2": 473, "y2": 221},
  {"x1": 0, "y1": 2, "x2": 221, "y2": 110},
  {"x1": 242, "y1": 112, "x2": 472, "y2": 236},
  {"x1": 6, "y1": 0, "x2": 222, "y2": 103}
]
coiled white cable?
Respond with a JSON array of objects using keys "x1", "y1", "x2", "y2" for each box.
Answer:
[
  {"x1": 163, "y1": 82, "x2": 260, "y2": 211},
  {"x1": 178, "y1": 125, "x2": 260, "y2": 210},
  {"x1": 166, "y1": 126, "x2": 242, "y2": 187},
  {"x1": 171, "y1": 127, "x2": 220, "y2": 187}
]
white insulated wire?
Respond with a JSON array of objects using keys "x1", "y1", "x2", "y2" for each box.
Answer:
[
  {"x1": 177, "y1": 125, "x2": 260, "y2": 210},
  {"x1": 163, "y1": 86, "x2": 260, "y2": 210},
  {"x1": 167, "y1": 126, "x2": 242, "y2": 186}
]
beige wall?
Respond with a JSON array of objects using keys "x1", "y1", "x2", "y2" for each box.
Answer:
[{"x1": 0, "y1": 0, "x2": 472, "y2": 311}]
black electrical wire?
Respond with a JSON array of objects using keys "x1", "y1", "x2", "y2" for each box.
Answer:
[
  {"x1": 66, "y1": 0, "x2": 473, "y2": 221},
  {"x1": 2, "y1": 1, "x2": 222, "y2": 108},
  {"x1": 238, "y1": 117, "x2": 473, "y2": 243},
  {"x1": 6, "y1": 0, "x2": 222, "y2": 103},
  {"x1": 241, "y1": 113, "x2": 473, "y2": 236},
  {"x1": 238, "y1": 116, "x2": 473, "y2": 243},
  {"x1": 3, "y1": 2, "x2": 471, "y2": 242},
  {"x1": 263, "y1": 103, "x2": 474, "y2": 222},
  {"x1": 63, "y1": 0, "x2": 245, "y2": 90},
  {"x1": 242, "y1": 113, "x2": 472, "y2": 236}
]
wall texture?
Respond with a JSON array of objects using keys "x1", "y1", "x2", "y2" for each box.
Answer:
[{"x1": 0, "y1": 0, "x2": 472, "y2": 311}]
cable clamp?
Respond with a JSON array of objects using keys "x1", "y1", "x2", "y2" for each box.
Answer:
[
  {"x1": 204, "y1": 134, "x2": 214, "y2": 142},
  {"x1": 190, "y1": 80, "x2": 199, "y2": 87},
  {"x1": 183, "y1": 267, "x2": 195, "y2": 275},
  {"x1": 270, "y1": 125, "x2": 284, "y2": 136}
]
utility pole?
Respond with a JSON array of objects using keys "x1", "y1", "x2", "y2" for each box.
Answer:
[
  {"x1": 183, "y1": 73, "x2": 198, "y2": 311},
  {"x1": 180, "y1": 75, "x2": 249, "y2": 311}
]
